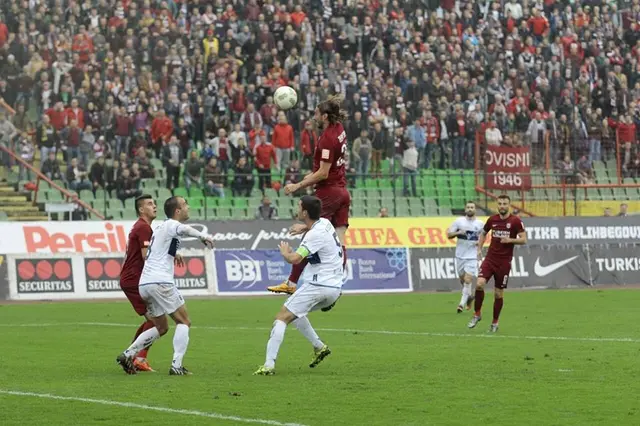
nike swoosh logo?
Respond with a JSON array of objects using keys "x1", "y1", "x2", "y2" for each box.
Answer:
[{"x1": 534, "y1": 256, "x2": 579, "y2": 277}]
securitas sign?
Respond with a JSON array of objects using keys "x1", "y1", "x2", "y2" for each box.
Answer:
[{"x1": 14, "y1": 258, "x2": 74, "y2": 293}]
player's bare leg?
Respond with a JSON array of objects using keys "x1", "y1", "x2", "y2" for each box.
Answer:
[
  {"x1": 490, "y1": 288, "x2": 504, "y2": 333},
  {"x1": 168, "y1": 305, "x2": 192, "y2": 376},
  {"x1": 457, "y1": 273, "x2": 473, "y2": 313},
  {"x1": 467, "y1": 277, "x2": 486, "y2": 328},
  {"x1": 117, "y1": 315, "x2": 168, "y2": 375},
  {"x1": 255, "y1": 305, "x2": 297, "y2": 375}
]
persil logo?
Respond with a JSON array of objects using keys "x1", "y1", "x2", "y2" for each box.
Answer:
[
  {"x1": 224, "y1": 253, "x2": 263, "y2": 288},
  {"x1": 23, "y1": 223, "x2": 129, "y2": 253}
]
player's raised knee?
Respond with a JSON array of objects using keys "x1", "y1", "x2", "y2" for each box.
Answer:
[{"x1": 156, "y1": 324, "x2": 170, "y2": 336}]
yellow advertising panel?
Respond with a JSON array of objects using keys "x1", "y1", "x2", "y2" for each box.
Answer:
[{"x1": 346, "y1": 217, "x2": 489, "y2": 248}]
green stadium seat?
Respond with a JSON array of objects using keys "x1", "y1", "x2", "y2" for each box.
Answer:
[
  {"x1": 353, "y1": 205, "x2": 367, "y2": 217},
  {"x1": 156, "y1": 188, "x2": 172, "y2": 200},
  {"x1": 174, "y1": 187, "x2": 188, "y2": 198}
]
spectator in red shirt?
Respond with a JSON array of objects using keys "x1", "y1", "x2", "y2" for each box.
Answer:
[
  {"x1": 253, "y1": 138, "x2": 277, "y2": 194},
  {"x1": 528, "y1": 9, "x2": 549, "y2": 39},
  {"x1": 150, "y1": 110, "x2": 173, "y2": 159},
  {"x1": 300, "y1": 121, "x2": 317, "y2": 170},
  {"x1": 66, "y1": 99, "x2": 85, "y2": 130},
  {"x1": 46, "y1": 102, "x2": 67, "y2": 131},
  {"x1": 271, "y1": 111, "x2": 294, "y2": 171}
]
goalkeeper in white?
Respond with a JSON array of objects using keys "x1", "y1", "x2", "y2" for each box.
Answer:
[
  {"x1": 254, "y1": 195, "x2": 343, "y2": 375},
  {"x1": 116, "y1": 196, "x2": 214, "y2": 376}
]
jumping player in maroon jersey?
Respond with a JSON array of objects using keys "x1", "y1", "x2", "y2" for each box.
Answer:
[
  {"x1": 119, "y1": 194, "x2": 182, "y2": 371},
  {"x1": 268, "y1": 95, "x2": 350, "y2": 295},
  {"x1": 468, "y1": 195, "x2": 527, "y2": 332}
]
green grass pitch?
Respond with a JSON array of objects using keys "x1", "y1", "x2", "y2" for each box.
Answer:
[{"x1": 2, "y1": 289, "x2": 640, "y2": 425}]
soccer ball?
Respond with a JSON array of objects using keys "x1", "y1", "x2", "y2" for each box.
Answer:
[{"x1": 274, "y1": 86, "x2": 298, "y2": 110}]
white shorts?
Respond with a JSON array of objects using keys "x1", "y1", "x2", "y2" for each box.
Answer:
[
  {"x1": 455, "y1": 258, "x2": 478, "y2": 277},
  {"x1": 139, "y1": 283, "x2": 185, "y2": 318},
  {"x1": 284, "y1": 284, "x2": 342, "y2": 318}
]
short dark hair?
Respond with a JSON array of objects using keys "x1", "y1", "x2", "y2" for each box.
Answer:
[
  {"x1": 465, "y1": 200, "x2": 476, "y2": 206},
  {"x1": 497, "y1": 194, "x2": 511, "y2": 203},
  {"x1": 135, "y1": 194, "x2": 153, "y2": 217},
  {"x1": 300, "y1": 195, "x2": 322, "y2": 220},
  {"x1": 164, "y1": 196, "x2": 182, "y2": 218}
]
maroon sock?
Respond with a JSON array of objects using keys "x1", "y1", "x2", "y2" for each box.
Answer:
[
  {"x1": 493, "y1": 298, "x2": 504, "y2": 323},
  {"x1": 342, "y1": 246, "x2": 347, "y2": 269},
  {"x1": 288, "y1": 258, "x2": 309, "y2": 284},
  {"x1": 474, "y1": 288, "x2": 485, "y2": 316}
]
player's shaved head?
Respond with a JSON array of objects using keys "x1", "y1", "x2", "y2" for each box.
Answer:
[
  {"x1": 164, "y1": 196, "x2": 183, "y2": 219},
  {"x1": 300, "y1": 195, "x2": 322, "y2": 220}
]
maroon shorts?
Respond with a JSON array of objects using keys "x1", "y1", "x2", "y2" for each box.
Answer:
[
  {"x1": 478, "y1": 257, "x2": 511, "y2": 289},
  {"x1": 315, "y1": 186, "x2": 350, "y2": 228},
  {"x1": 121, "y1": 285, "x2": 147, "y2": 316}
]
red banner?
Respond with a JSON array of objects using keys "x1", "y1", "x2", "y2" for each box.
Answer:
[{"x1": 484, "y1": 145, "x2": 531, "y2": 190}]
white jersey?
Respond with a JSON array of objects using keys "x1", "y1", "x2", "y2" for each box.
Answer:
[
  {"x1": 448, "y1": 216, "x2": 484, "y2": 260},
  {"x1": 140, "y1": 219, "x2": 187, "y2": 285},
  {"x1": 299, "y1": 218, "x2": 344, "y2": 289}
]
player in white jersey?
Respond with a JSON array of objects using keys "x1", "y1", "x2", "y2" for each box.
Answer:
[
  {"x1": 447, "y1": 201, "x2": 484, "y2": 313},
  {"x1": 254, "y1": 195, "x2": 342, "y2": 376},
  {"x1": 116, "y1": 196, "x2": 214, "y2": 376}
]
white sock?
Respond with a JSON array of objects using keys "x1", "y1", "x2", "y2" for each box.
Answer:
[
  {"x1": 171, "y1": 324, "x2": 190, "y2": 369},
  {"x1": 265, "y1": 320, "x2": 287, "y2": 368},
  {"x1": 293, "y1": 317, "x2": 324, "y2": 350},
  {"x1": 460, "y1": 283, "x2": 471, "y2": 306},
  {"x1": 124, "y1": 327, "x2": 160, "y2": 358}
]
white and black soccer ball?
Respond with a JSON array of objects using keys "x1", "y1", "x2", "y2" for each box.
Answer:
[{"x1": 274, "y1": 85, "x2": 298, "y2": 110}]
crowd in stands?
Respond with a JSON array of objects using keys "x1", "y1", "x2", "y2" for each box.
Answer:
[{"x1": 0, "y1": 0, "x2": 639, "y2": 203}]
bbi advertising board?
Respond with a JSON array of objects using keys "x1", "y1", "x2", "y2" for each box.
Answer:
[{"x1": 214, "y1": 249, "x2": 412, "y2": 295}]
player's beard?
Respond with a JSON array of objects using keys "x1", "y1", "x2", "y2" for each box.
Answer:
[
  {"x1": 465, "y1": 211, "x2": 474, "y2": 218},
  {"x1": 498, "y1": 208, "x2": 509, "y2": 216}
]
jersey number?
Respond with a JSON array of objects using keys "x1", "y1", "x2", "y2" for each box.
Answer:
[
  {"x1": 335, "y1": 131, "x2": 347, "y2": 167},
  {"x1": 146, "y1": 236, "x2": 155, "y2": 260},
  {"x1": 333, "y1": 232, "x2": 343, "y2": 257}
]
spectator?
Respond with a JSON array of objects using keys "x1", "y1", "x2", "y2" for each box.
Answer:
[
  {"x1": 576, "y1": 156, "x2": 594, "y2": 184},
  {"x1": 254, "y1": 137, "x2": 277, "y2": 194},
  {"x1": 116, "y1": 168, "x2": 142, "y2": 202},
  {"x1": 256, "y1": 196, "x2": 278, "y2": 220},
  {"x1": 114, "y1": 107, "x2": 132, "y2": 157},
  {"x1": 527, "y1": 112, "x2": 547, "y2": 167},
  {"x1": 135, "y1": 149, "x2": 156, "y2": 179},
  {"x1": 272, "y1": 111, "x2": 294, "y2": 171},
  {"x1": 352, "y1": 129, "x2": 372, "y2": 184},
  {"x1": 402, "y1": 140, "x2": 418, "y2": 197},
  {"x1": 104, "y1": 160, "x2": 120, "y2": 196},
  {"x1": 163, "y1": 136, "x2": 183, "y2": 191},
  {"x1": 300, "y1": 121, "x2": 317, "y2": 170},
  {"x1": 60, "y1": 119, "x2": 82, "y2": 166},
  {"x1": 232, "y1": 156, "x2": 254, "y2": 197},
  {"x1": 240, "y1": 103, "x2": 263, "y2": 133},
  {"x1": 151, "y1": 110, "x2": 173, "y2": 158},
  {"x1": 424, "y1": 110, "x2": 439, "y2": 169},
  {"x1": 485, "y1": 121, "x2": 503, "y2": 147},
  {"x1": 603, "y1": 208, "x2": 613, "y2": 217},
  {"x1": 41, "y1": 152, "x2": 62, "y2": 181},
  {"x1": 211, "y1": 128, "x2": 231, "y2": 173},
  {"x1": 80, "y1": 125, "x2": 95, "y2": 168},
  {"x1": 619, "y1": 204, "x2": 629, "y2": 217},
  {"x1": 66, "y1": 157, "x2": 92, "y2": 192},
  {"x1": 284, "y1": 159, "x2": 304, "y2": 196},
  {"x1": 17, "y1": 132, "x2": 34, "y2": 181},
  {"x1": 36, "y1": 115, "x2": 57, "y2": 161},
  {"x1": 204, "y1": 157, "x2": 225, "y2": 198},
  {"x1": 259, "y1": 96, "x2": 278, "y2": 138},
  {"x1": 379, "y1": 207, "x2": 389, "y2": 218},
  {"x1": 90, "y1": 157, "x2": 106, "y2": 192},
  {"x1": 184, "y1": 151, "x2": 204, "y2": 194},
  {"x1": 371, "y1": 121, "x2": 386, "y2": 177}
]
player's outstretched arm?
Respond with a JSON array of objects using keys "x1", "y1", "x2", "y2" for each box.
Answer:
[
  {"x1": 279, "y1": 241, "x2": 306, "y2": 264},
  {"x1": 284, "y1": 162, "x2": 330, "y2": 195},
  {"x1": 176, "y1": 224, "x2": 215, "y2": 248}
]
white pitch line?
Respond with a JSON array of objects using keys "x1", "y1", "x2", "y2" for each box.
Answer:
[
  {"x1": 3, "y1": 321, "x2": 639, "y2": 344},
  {"x1": 0, "y1": 390, "x2": 307, "y2": 426}
]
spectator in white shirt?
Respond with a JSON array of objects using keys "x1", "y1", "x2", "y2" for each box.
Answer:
[
  {"x1": 485, "y1": 121, "x2": 503, "y2": 146},
  {"x1": 402, "y1": 140, "x2": 418, "y2": 197}
]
